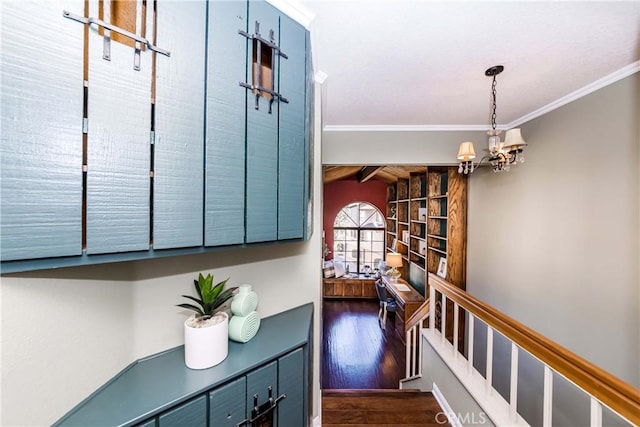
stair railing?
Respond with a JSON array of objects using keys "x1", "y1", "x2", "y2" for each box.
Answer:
[
  {"x1": 404, "y1": 297, "x2": 430, "y2": 380},
  {"x1": 417, "y1": 273, "x2": 639, "y2": 426}
]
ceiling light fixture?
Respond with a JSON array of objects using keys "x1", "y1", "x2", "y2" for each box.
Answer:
[{"x1": 457, "y1": 65, "x2": 528, "y2": 174}]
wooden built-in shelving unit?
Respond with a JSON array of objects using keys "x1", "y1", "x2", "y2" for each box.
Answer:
[{"x1": 385, "y1": 167, "x2": 467, "y2": 299}]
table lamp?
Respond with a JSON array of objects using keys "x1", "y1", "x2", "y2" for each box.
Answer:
[{"x1": 386, "y1": 253, "x2": 402, "y2": 281}]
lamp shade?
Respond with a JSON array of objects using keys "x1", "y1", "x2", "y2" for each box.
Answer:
[
  {"x1": 456, "y1": 142, "x2": 476, "y2": 161},
  {"x1": 503, "y1": 128, "x2": 527, "y2": 149},
  {"x1": 386, "y1": 253, "x2": 402, "y2": 268}
]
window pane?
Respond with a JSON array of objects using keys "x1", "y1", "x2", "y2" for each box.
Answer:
[{"x1": 333, "y1": 202, "x2": 386, "y2": 275}]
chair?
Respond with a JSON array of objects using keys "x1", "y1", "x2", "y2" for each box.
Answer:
[{"x1": 375, "y1": 280, "x2": 396, "y2": 330}]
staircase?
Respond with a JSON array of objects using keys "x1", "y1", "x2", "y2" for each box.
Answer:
[{"x1": 321, "y1": 389, "x2": 448, "y2": 426}]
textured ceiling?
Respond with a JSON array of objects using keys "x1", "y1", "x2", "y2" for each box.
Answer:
[{"x1": 298, "y1": 0, "x2": 640, "y2": 130}]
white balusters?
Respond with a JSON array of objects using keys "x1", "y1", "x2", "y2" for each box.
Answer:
[
  {"x1": 406, "y1": 329, "x2": 411, "y2": 378},
  {"x1": 486, "y1": 327, "x2": 494, "y2": 394},
  {"x1": 418, "y1": 320, "x2": 423, "y2": 377},
  {"x1": 441, "y1": 293, "x2": 447, "y2": 344},
  {"x1": 590, "y1": 397, "x2": 602, "y2": 427},
  {"x1": 468, "y1": 314, "x2": 475, "y2": 375},
  {"x1": 429, "y1": 286, "x2": 436, "y2": 331},
  {"x1": 453, "y1": 303, "x2": 460, "y2": 359},
  {"x1": 543, "y1": 366, "x2": 553, "y2": 426},
  {"x1": 510, "y1": 342, "x2": 519, "y2": 423}
]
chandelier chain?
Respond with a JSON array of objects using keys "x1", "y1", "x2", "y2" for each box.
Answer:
[{"x1": 491, "y1": 75, "x2": 498, "y2": 130}]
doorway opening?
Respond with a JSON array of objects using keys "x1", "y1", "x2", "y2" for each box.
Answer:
[{"x1": 320, "y1": 165, "x2": 427, "y2": 390}]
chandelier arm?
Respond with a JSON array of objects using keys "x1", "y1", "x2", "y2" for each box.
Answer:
[{"x1": 468, "y1": 155, "x2": 492, "y2": 170}]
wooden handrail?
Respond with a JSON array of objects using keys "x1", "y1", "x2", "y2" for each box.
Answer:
[
  {"x1": 428, "y1": 273, "x2": 640, "y2": 425},
  {"x1": 406, "y1": 298, "x2": 430, "y2": 331}
]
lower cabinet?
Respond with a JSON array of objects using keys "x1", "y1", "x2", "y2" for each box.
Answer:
[
  {"x1": 140, "y1": 348, "x2": 304, "y2": 427},
  {"x1": 323, "y1": 278, "x2": 377, "y2": 298},
  {"x1": 210, "y1": 377, "x2": 246, "y2": 426},
  {"x1": 158, "y1": 396, "x2": 207, "y2": 427}
]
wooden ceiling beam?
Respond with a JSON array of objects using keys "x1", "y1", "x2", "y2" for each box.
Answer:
[
  {"x1": 373, "y1": 169, "x2": 398, "y2": 184},
  {"x1": 357, "y1": 166, "x2": 384, "y2": 183},
  {"x1": 323, "y1": 166, "x2": 362, "y2": 183}
]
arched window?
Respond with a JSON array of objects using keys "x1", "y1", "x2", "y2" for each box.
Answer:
[{"x1": 333, "y1": 202, "x2": 385, "y2": 274}]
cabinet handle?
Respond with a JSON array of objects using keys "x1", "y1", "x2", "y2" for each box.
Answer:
[
  {"x1": 238, "y1": 29, "x2": 288, "y2": 59},
  {"x1": 239, "y1": 82, "x2": 289, "y2": 104},
  {"x1": 238, "y1": 22, "x2": 289, "y2": 113},
  {"x1": 63, "y1": 10, "x2": 170, "y2": 71},
  {"x1": 235, "y1": 389, "x2": 286, "y2": 427}
]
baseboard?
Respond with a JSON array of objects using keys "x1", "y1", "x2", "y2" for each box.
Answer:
[{"x1": 432, "y1": 382, "x2": 463, "y2": 427}]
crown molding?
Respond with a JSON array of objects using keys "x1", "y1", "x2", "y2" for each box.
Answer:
[
  {"x1": 266, "y1": 0, "x2": 315, "y2": 29},
  {"x1": 323, "y1": 124, "x2": 489, "y2": 132},
  {"x1": 314, "y1": 71, "x2": 328, "y2": 84},
  {"x1": 505, "y1": 61, "x2": 639, "y2": 129},
  {"x1": 322, "y1": 62, "x2": 640, "y2": 133}
]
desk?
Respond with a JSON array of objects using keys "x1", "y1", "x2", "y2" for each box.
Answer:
[{"x1": 380, "y1": 274, "x2": 425, "y2": 340}]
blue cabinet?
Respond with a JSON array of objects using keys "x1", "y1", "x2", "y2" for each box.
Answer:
[
  {"x1": 55, "y1": 304, "x2": 314, "y2": 427},
  {"x1": 0, "y1": 1, "x2": 84, "y2": 261},
  {"x1": 209, "y1": 377, "x2": 246, "y2": 426},
  {"x1": 205, "y1": 0, "x2": 248, "y2": 247},
  {"x1": 153, "y1": 1, "x2": 206, "y2": 250},
  {"x1": 245, "y1": 0, "x2": 280, "y2": 243},
  {"x1": 278, "y1": 348, "x2": 305, "y2": 426},
  {"x1": 158, "y1": 395, "x2": 207, "y2": 427},
  {"x1": 0, "y1": 0, "x2": 311, "y2": 273},
  {"x1": 277, "y1": 14, "x2": 308, "y2": 241}
]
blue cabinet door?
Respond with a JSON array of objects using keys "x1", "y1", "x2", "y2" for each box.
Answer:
[
  {"x1": 209, "y1": 377, "x2": 246, "y2": 426},
  {"x1": 277, "y1": 348, "x2": 305, "y2": 426},
  {"x1": 277, "y1": 15, "x2": 306, "y2": 240},
  {"x1": 0, "y1": 1, "x2": 83, "y2": 261},
  {"x1": 303, "y1": 31, "x2": 314, "y2": 241},
  {"x1": 245, "y1": 0, "x2": 279, "y2": 243},
  {"x1": 205, "y1": 0, "x2": 248, "y2": 246},
  {"x1": 158, "y1": 395, "x2": 206, "y2": 427},
  {"x1": 246, "y1": 360, "x2": 278, "y2": 425},
  {"x1": 86, "y1": 0, "x2": 152, "y2": 254},
  {"x1": 153, "y1": 0, "x2": 206, "y2": 250}
]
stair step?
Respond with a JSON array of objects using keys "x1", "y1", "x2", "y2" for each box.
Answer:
[{"x1": 322, "y1": 389, "x2": 446, "y2": 426}]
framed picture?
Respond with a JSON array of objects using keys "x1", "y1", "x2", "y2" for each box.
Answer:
[
  {"x1": 391, "y1": 238, "x2": 398, "y2": 252},
  {"x1": 437, "y1": 257, "x2": 447, "y2": 278}
]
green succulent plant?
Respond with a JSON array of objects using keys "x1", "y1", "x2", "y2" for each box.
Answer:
[{"x1": 177, "y1": 273, "x2": 236, "y2": 321}]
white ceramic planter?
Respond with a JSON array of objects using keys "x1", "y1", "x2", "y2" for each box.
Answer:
[{"x1": 183, "y1": 312, "x2": 229, "y2": 370}]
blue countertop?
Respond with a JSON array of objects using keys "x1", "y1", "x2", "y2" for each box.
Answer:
[{"x1": 54, "y1": 303, "x2": 314, "y2": 427}]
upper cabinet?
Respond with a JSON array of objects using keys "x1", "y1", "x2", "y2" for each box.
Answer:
[
  {"x1": 205, "y1": 0, "x2": 248, "y2": 247},
  {"x1": 1, "y1": 0, "x2": 84, "y2": 262},
  {"x1": 0, "y1": 0, "x2": 311, "y2": 273},
  {"x1": 277, "y1": 13, "x2": 308, "y2": 241},
  {"x1": 244, "y1": 0, "x2": 281, "y2": 243},
  {"x1": 153, "y1": 1, "x2": 207, "y2": 250}
]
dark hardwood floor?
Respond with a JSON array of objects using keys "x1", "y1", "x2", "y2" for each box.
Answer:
[
  {"x1": 322, "y1": 389, "x2": 447, "y2": 426},
  {"x1": 322, "y1": 299, "x2": 406, "y2": 389}
]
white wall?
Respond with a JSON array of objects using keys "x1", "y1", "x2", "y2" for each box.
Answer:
[
  {"x1": 467, "y1": 73, "x2": 639, "y2": 387},
  {"x1": 322, "y1": 129, "x2": 485, "y2": 165},
  {"x1": 0, "y1": 83, "x2": 324, "y2": 427},
  {"x1": 0, "y1": 266, "x2": 136, "y2": 426}
]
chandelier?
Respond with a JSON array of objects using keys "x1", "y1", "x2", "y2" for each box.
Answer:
[{"x1": 457, "y1": 65, "x2": 528, "y2": 174}]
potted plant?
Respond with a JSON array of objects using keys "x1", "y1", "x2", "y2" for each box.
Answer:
[{"x1": 177, "y1": 273, "x2": 237, "y2": 369}]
